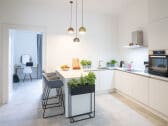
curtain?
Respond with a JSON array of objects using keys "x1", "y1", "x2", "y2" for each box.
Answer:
[{"x1": 37, "y1": 34, "x2": 43, "y2": 79}]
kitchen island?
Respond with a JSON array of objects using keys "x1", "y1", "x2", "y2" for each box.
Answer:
[{"x1": 56, "y1": 69, "x2": 94, "y2": 118}]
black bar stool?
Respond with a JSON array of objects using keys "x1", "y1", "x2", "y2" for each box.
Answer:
[{"x1": 42, "y1": 74, "x2": 64, "y2": 118}]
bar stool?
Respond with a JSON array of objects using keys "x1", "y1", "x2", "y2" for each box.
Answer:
[{"x1": 42, "y1": 74, "x2": 64, "y2": 118}]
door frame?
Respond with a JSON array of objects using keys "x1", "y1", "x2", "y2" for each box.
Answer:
[{"x1": 1, "y1": 23, "x2": 47, "y2": 104}]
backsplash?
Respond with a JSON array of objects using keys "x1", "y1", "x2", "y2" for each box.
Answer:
[{"x1": 119, "y1": 48, "x2": 148, "y2": 71}]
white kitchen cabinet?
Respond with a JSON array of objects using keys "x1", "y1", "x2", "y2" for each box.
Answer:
[
  {"x1": 93, "y1": 70, "x2": 114, "y2": 92},
  {"x1": 148, "y1": 19, "x2": 168, "y2": 50},
  {"x1": 148, "y1": 0, "x2": 168, "y2": 50},
  {"x1": 114, "y1": 70, "x2": 122, "y2": 91},
  {"x1": 149, "y1": 78, "x2": 168, "y2": 116},
  {"x1": 114, "y1": 70, "x2": 132, "y2": 96},
  {"x1": 131, "y1": 75, "x2": 149, "y2": 105},
  {"x1": 99, "y1": 70, "x2": 114, "y2": 91},
  {"x1": 93, "y1": 71, "x2": 100, "y2": 92},
  {"x1": 114, "y1": 70, "x2": 149, "y2": 105},
  {"x1": 148, "y1": 0, "x2": 168, "y2": 22}
]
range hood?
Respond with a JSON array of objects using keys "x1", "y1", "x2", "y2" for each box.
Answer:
[{"x1": 124, "y1": 30, "x2": 144, "y2": 48}]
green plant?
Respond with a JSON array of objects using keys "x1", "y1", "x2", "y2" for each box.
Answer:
[
  {"x1": 79, "y1": 75, "x2": 85, "y2": 85},
  {"x1": 80, "y1": 60, "x2": 92, "y2": 66},
  {"x1": 87, "y1": 60, "x2": 92, "y2": 65},
  {"x1": 68, "y1": 78, "x2": 80, "y2": 88},
  {"x1": 110, "y1": 60, "x2": 117, "y2": 65},
  {"x1": 68, "y1": 72, "x2": 96, "y2": 87},
  {"x1": 84, "y1": 72, "x2": 96, "y2": 85},
  {"x1": 80, "y1": 60, "x2": 87, "y2": 66}
]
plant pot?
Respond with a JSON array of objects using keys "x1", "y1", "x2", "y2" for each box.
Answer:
[
  {"x1": 87, "y1": 65, "x2": 91, "y2": 69},
  {"x1": 111, "y1": 64, "x2": 115, "y2": 67},
  {"x1": 82, "y1": 65, "x2": 87, "y2": 69},
  {"x1": 69, "y1": 84, "x2": 95, "y2": 96}
]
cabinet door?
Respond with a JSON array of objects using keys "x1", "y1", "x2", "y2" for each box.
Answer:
[
  {"x1": 149, "y1": 0, "x2": 168, "y2": 22},
  {"x1": 99, "y1": 70, "x2": 114, "y2": 91},
  {"x1": 120, "y1": 72, "x2": 133, "y2": 96},
  {"x1": 93, "y1": 71, "x2": 100, "y2": 92},
  {"x1": 114, "y1": 70, "x2": 122, "y2": 90},
  {"x1": 131, "y1": 75, "x2": 149, "y2": 105},
  {"x1": 149, "y1": 78, "x2": 168, "y2": 116},
  {"x1": 148, "y1": 19, "x2": 168, "y2": 50},
  {"x1": 114, "y1": 71, "x2": 132, "y2": 96},
  {"x1": 114, "y1": 70, "x2": 149, "y2": 105}
]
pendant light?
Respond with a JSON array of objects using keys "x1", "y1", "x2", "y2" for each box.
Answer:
[
  {"x1": 67, "y1": 1, "x2": 74, "y2": 34},
  {"x1": 73, "y1": 0, "x2": 80, "y2": 42},
  {"x1": 79, "y1": 0, "x2": 86, "y2": 34}
]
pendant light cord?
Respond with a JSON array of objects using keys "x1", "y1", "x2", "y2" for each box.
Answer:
[
  {"x1": 70, "y1": 1, "x2": 73, "y2": 27},
  {"x1": 82, "y1": 0, "x2": 83, "y2": 26},
  {"x1": 76, "y1": 0, "x2": 78, "y2": 37}
]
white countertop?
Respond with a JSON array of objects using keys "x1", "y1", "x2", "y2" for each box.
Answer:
[
  {"x1": 115, "y1": 68, "x2": 168, "y2": 82},
  {"x1": 56, "y1": 69, "x2": 88, "y2": 79},
  {"x1": 56, "y1": 67, "x2": 168, "y2": 82}
]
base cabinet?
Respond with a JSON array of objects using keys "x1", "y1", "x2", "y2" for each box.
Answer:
[
  {"x1": 93, "y1": 70, "x2": 114, "y2": 92},
  {"x1": 115, "y1": 70, "x2": 168, "y2": 118},
  {"x1": 115, "y1": 71, "x2": 132, "y2": 96},
  {"x1": 99, "y1": 70, "x2": 114, "y2": 91},
  {"x1": 149, "y1": 78, "x2": 168, "y2": 117},
  {"x1": 114, "y1": 70, "x2": 149, "y2": 105},
  {"x1": 131, "y1": 75, "x2": 149, "y2": 105}
]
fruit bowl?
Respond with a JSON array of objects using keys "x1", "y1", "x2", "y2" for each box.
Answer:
[
  {"x1": 61, "y1": 65, "x2": 70, "y2": 71},
  {"x1": 62, "y1": 67, "x2": 70, "y2": 71}
]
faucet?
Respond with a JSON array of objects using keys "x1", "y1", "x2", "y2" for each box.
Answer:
[{"x1": 98, "y1": 60, "x2": 104, "y2": 68}]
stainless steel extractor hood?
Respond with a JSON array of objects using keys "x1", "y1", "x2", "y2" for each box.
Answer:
[{"x1": 124, "y1": 30, "x2": 144, "y2": 48}]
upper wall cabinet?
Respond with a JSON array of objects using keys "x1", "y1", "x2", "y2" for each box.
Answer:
[
  {"x1": 148, "y1": 0, "x2": 168, "y2": 22},
  {"x1": 148, "y1": 18, "x2": 168, "y2": 50},
  {"x1": 148, "y1": 0, "x2": 168, "y2": 50}
]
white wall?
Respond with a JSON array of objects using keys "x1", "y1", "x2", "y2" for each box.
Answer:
[
  {"x1": 118, "y1": 0, "x2": 149, "y2": 70},
  {"x1": 0, "y1": 0, "x2": 118, "y2": 72},
  {"x1": 0, "y1": 0, "x2": 119, "y2": 102},
  {"x1": 46, "y1": 15, "x2": 119, "y2": 71},
  {"x1": 13, "y1": 30, "x2": 38, "y2": 65}
]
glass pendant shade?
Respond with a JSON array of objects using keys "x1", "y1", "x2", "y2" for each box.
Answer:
[
  {"x1": 79, "y1": 26, "x2": 86, "y2": 34},
  {"x1": 73, "y1": 37, "x2": 80, "y2": 42},
  {"x1": 68, "y1": 27, "x2": 74, "y2": 34}
]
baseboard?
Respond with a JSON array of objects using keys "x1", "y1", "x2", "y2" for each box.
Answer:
[
  {"x1": 96, "y1": 89, "x2": 115, "y2": 95},
  {"x1": 115, "y1": 89, "x2": 168, "y2": 122}
]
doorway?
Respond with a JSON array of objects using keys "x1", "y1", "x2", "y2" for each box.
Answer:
[
  {"x1": 10, "y1": 29, "x2": 43, "y2": 100},
  {"x1": 1, "y1": 24, "x2": 46, "y2": 104}
]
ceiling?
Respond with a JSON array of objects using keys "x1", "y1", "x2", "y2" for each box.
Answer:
[{"x1": 1, "y1": 0, "x2": 136, "y2": 15}]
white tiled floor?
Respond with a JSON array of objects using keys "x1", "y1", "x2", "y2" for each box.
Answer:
[{"x1": 0, "y1": 80, "x2": 167, "y2": 126}]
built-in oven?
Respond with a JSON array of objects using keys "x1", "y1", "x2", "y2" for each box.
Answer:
[{"x1": 149, "y1": 50, "x2": 168, "y2": 77}]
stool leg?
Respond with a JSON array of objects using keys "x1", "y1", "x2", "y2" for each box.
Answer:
[
  {"x1": 29, "y1": 74, "x2": 32, "y2": 81},
  {"x1": 23, "y1": 74, "x2": 26, "y2": 82},
  {"x1": 60, "y1": 88, "x2": 65, "y2": 113},
  {"x1": 58, "y1": 88, "x2": 62, "y2": 106},
  {"x1": 43, "y1": 88, "x2": 51, "y2": 118},
  {"x1": 42, "y1": 86, "x2": 48, "y2": 109}
]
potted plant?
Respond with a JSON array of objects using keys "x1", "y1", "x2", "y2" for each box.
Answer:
[
  {"x1": 106, "y1": 62, "x2": 111, "y2": 67},
  {"x1": 110, "y1": 60, "x2": 117, "y2": 67},
  {"x1": 80, "y1": 60, "x2": 87, "y2": 69},
  {"x1": 80, "y1": 60, "x2": 92, "y2": 69},
  {"x1": 87, "y1": 60, "x2": 92, "y2": 69},
  {"x1": 68, "y1": 72, "x2": 96, "y2": 95}
]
